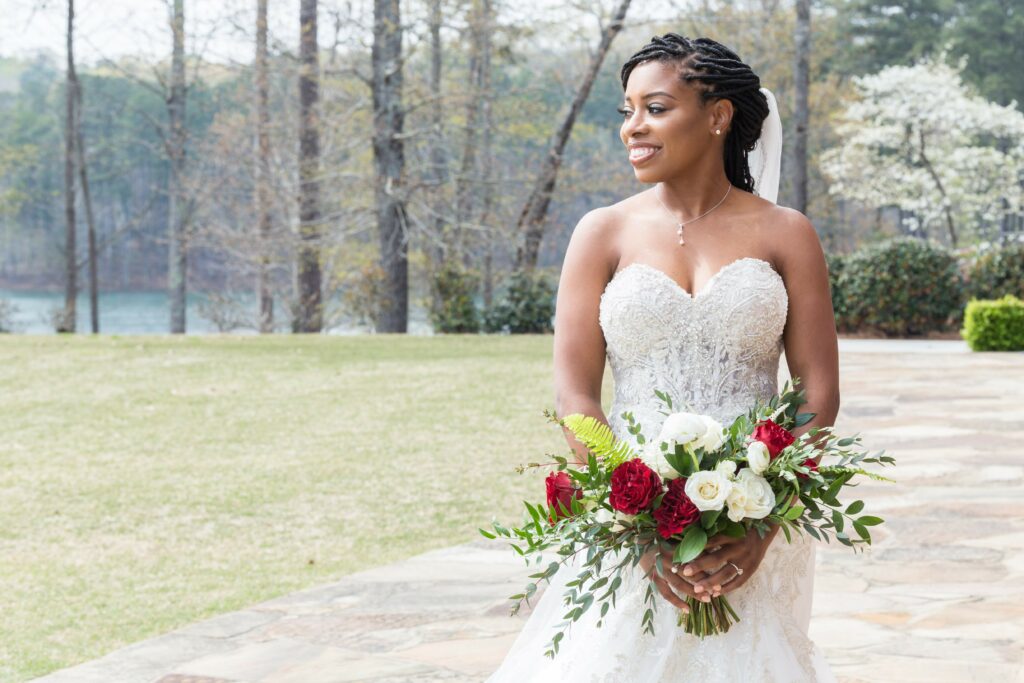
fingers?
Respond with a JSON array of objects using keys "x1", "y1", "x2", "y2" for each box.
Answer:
[
  {"x1": 659, "y1": 544, "x2": 710, "y2": 583},
  {"x1": 651, "y1": 574, "x2": 691, "y2": 612},
  {"x1": 692, "y1": 562, "x2": 744, "y2": 598}
]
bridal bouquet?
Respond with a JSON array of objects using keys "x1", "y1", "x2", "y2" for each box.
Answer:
[{"x1": 480, "y1": 378, "x2": 894, "y2": 657}]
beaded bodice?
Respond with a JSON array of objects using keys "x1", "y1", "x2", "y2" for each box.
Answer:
[{"x1": 599, "y1": 257, "x2": 788, "y2": 441}]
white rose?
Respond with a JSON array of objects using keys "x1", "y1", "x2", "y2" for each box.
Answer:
[
  {"x1": 746, "y1": 440, "x2": 771, "y2": 475},
  {"x1": 657, "y1": 412, "x2": 708, "y2": 450},
  {"x1": 696, "y1": 416, "x2": 727, "y2": 452},
  {"x1": 725, "y1": 479, "x2": 749, "y2": 522},
  {"x1": 733, "y1": 469, "x2": 776, "y2": 520},
  {"x1": 684, "y1": 470, "x2": 733, "y2": 512},
  {"x1": 715, "y1": 459, "x2": 737, "y2": 477}
]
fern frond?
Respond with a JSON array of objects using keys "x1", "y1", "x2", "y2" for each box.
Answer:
[{"x1": 559, "y1": 414, "x2": 636, "y2": 469}]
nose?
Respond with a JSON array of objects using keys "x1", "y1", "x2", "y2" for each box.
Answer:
[{"x1": 620, "y1": 109, "x2": 649, "y2": 142}]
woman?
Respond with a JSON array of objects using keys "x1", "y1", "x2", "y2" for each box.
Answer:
[{"x1": 487, "y1": 34, "x2": 839, "y2": 681}]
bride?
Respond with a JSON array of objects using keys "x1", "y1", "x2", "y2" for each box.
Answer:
[{"x1": 487, "y1": 34, "x2": 840, "y2": 682}]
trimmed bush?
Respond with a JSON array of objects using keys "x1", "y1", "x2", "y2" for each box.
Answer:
[
  {"x1": 825, "y1": 252, "x2": 848, "y2": 328},
  {"x1": 837, "y1": 237, "x2": 963, "y2": 336},
  {"x1": 961, "y1": 295, "x2": 1024, "y2": 351},
  {"x1": 966, "y1": 242, "x2": 1024, "y2": 301},
  {"x1": 429, "y1": 262, "x2": 481, "y2": 333},
  {"x1": 484, "y1": 269, "x2": 555, "y2": 334}
]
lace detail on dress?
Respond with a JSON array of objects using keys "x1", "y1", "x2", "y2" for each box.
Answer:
[
  {"x1": 486, "y1": 256, "x2": 836, "y2": 683},
  {"x1": 599, "y1": 257, "x2": 788, "y2": 439}
]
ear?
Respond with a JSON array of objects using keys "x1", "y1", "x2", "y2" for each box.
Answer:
[{"x1": 709, "y1": 98, "x2": 734, "y2": 136}]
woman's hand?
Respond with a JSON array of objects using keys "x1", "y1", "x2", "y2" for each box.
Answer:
[
  {"x1": 638, "y1": 542, "x2": 711, "y2": 613},
  {"x1": 677, "y1": 524, "x2": 781, "y2": 600}
]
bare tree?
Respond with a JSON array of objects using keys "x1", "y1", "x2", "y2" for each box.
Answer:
[
  {"x1": 373, "y1": 0, "x2": 408, "y2": 332},
  {"x1": 256, "y1": 0, "x2": 274, "y2": 332},
  {"x1": 425, "y1": 0, "x2": 450, "y2": 277},
  {"x1": 295, "y1": 0, "x2": 323, "y2": 332},
  {"x1": 514, "y1": 0, "x2": 633, "y2": 271},
  {"x1": 793, "y1": 0, "x2": 810, "y2": 215},
  {"x1": 167, "y1": 0, "x2": 188, "y2": 333},
  {"x1": 76, "y1": 94, "x2": 99, "y2": 333},
  {"x1": 61, "y1": 0, "x2": 78, "y2": 333}
]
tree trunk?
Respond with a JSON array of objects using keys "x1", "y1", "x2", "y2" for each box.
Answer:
[
  {"x1": 478, "y1": 0, "x2": 496, "y2": 306},
  {"x1": 793, "y1": 0, "x2": 810, "y2": 215},
  {"x1": 426, "y1": 0, "x2": 449, "y2": 312},
  {"x1": 295, "y1": 0, "x2": 323, "y2": 332},
  {"x1": 256, "y1": 0, "x2": 273, "y2": 333},
  {"x1": 514, "y1": 0, "x2": 633, "y2": 271},
  {"x1": 373, "y1": 0, "x2": 408, "y2": 332},
  {"x1": 76, "y1": 108, "x2": 99, "y2": 333},
  {"x1": 455, "y1": 0, "x2": 485, "y2": 265},
  {"x1": 167, "y1": 0, "x2": 188, "y2": 333},
  {"x1": 61, "y1": 0, "x2": 77, "y2": 333}
]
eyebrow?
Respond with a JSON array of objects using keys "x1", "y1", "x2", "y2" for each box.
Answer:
[{"x1": 623, "y1": 91, "x2": 677, "y2": 102}]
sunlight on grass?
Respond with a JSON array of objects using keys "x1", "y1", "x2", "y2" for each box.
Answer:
[{"x1": 0, "y1": 334, "x2": 613, "y2": 681}]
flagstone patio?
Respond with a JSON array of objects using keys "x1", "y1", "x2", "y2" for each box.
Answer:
[{"x1": 33, "y1": 340, "x2": 1024, "y2": 683}]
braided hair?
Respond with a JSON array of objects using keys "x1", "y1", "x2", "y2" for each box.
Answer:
[{"x1": 620, "y1": 34, "x2": 768, "y2": 192}]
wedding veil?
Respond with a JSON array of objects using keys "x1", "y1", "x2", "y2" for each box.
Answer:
[{"x1": 747, "y1": 87, "x2": 782, "y2": 205}]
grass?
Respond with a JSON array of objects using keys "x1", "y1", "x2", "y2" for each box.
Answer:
[{"x1": 0, "y1": 334, "x2": 614, "y2": 682}]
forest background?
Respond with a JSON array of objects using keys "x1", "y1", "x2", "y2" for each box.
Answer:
[{"x1": 0, "y1": 0, "x2": 1022, "y2": 334}]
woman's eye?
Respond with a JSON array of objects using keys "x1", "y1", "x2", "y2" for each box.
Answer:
[{"x1": 617, "y1": 106, "x2": 664, "y2": 119}]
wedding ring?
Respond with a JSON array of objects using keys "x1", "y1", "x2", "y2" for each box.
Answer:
[{"x1": 728, "y1": 561, "x2": 744, "y2": 576}]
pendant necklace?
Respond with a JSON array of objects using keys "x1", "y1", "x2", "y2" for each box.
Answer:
[{"x1": 655, "y1": 183, "x2": 732, "y2": 246}]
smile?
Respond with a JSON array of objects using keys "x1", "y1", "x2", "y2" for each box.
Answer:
[{"x1": 629, "y1": 146, "x2": 660, "y2": 165}]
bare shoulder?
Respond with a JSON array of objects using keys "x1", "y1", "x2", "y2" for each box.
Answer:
[
  {"x1": 758, "y1": 204, "x2": 826, "y2": 275},
  {"x1": 564, "y1": 204, "x2": 624, "y2": 277}
]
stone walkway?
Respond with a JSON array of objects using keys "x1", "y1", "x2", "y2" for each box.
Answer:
[{"x1": 34, "y1": 340, "x2": 1024, "y2": 683}]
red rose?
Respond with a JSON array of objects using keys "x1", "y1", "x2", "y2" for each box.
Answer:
[
  {"x1": 546, "y1": 471, "x2": 582, "y2": 521},
  {"x1": 652, "y1": 477, "x2": 701, "y2": 539},
  {"x1": 796, "y1": 457, "x2": 819, "y2": 480},
  {"x1": 609, "y1": 458, "x2": 663, "y2": 515},
  {"x1": 752, "y1": 419, "x2": 795, "y2": 458}
]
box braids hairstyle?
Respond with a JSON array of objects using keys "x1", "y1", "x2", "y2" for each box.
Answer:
[{"x1": 620, "y1": 34, "x2": 769, "y2": 193}]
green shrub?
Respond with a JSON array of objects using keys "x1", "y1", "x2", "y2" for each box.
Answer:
[
  {"x1": 961, "y1": 295, "x2": 1024, "y2": 351},
  {"x1": 838, "y1": 237, "x2": 963, "y2": 336},
  {"x1": 484, "y1": 269, "x2": 555, "y2": 334},
  {"x1": 966, "y1": 242, "x2": 1024, "y2": 301},
  {"x1": 825, "y1": 252, "x2": 848, "y2": 329},
  {"x1": 429, "y1": 262, "x2": 481, "y2": 333}
]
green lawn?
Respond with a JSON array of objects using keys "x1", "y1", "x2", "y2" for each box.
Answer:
[{"x1": 0, "y1": 334, "x2": 613, "y2": 682}]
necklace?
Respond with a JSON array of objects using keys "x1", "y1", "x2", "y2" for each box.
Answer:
[{"x1": 655, "y1": 183, "x2": 732, "y2": 246}]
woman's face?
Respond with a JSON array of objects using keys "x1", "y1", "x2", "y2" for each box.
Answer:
[{"x1": 618, "y1": 60, "x2": 727, "y2": 182}]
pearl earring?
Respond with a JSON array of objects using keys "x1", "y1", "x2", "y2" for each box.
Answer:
[{"x1": 715, "y1": 129, "x2": 721, "y2": 135}]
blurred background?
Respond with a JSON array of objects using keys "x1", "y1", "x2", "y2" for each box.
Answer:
[{"x1": 1, "y1": 0, "x2": 1021, "y2": 337}]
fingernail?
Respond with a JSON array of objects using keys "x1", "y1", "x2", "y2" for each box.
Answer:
[
  {"x1": 701, "y1": 595, "x2": 711, "y2": 602},
  {"x1": 713, "y1": 585, "x2": 721, "y2": 592},
  {"x1": 683, "y1": 567, "x2": 693, "y2": 576},
  {"x1": 670, "y1": 566, "x2": 678, "y2": 574},
  {"x1": 694, "y1": 584, "x2": 703, "y2": 593}
]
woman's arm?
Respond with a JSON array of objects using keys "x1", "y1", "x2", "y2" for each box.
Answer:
[
  {"x1": 553, "y1": 209, "x2": 617, "y2": 465},
  {"x1": 777, "y1": 210, "x2": 841, "y2": 456}
]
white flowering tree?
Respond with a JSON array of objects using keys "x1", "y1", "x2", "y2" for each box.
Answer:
[{"x1": 821, "y1": 56, "x2": 1024, "y2": 247}]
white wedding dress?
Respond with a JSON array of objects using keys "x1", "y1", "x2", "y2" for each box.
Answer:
[{"x1": 487, "y1": 257, "x2": 837, "y2": 682}]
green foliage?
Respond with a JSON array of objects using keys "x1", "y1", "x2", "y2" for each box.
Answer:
[
  {"x1": 825, "y1": 252, "x2": 848, "y2": 325},
  {"x1": 429, "y1": 262, "x2": 481, "y2": 333},
  {"x1": 823, "y1": 0, "x2": 1024, "y2": 106},
  {"x1": 484, "y1": 269, "x2": 555, "y2": 334},
  {"x1": 835, "y1": 238, "x2": 963, "y2": 335},
  {"x1": 966, "y1": 242, "x2": 1024, "y2": 301},
  {"x1": 961, "y1": 295, "x2": 1024, "y2": 351},
  {"x1": 560, "y1": 413, "x2": 636, "y2": 469}
]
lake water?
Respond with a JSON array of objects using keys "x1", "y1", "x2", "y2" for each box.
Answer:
[{"x1": 0, "y1": 290, "x2": 432, "y2": 335}]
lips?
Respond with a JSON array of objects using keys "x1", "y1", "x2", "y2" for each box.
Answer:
[{"x1": 629, "y1": 145, "x2": 660, "y2": 165}]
